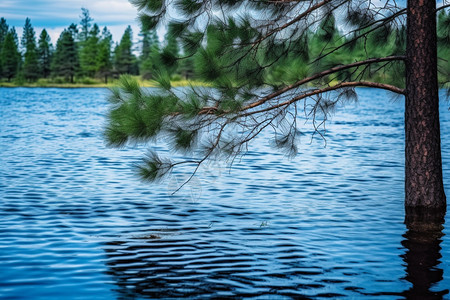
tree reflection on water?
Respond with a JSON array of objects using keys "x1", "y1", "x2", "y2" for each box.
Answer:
[
  {"x1": 401, "y1": 208, "x2": 448, "y2": 299},
  {"x1": 103, "y1": 214, "x2": 449, "y2": 298}
]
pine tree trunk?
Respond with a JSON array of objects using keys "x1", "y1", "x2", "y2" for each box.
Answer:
[{"x1": 405, "y1": 0, "x2": 446, "y2": 228}]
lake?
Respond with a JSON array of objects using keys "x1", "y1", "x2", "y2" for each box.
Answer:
[{"x1": 0, "y1": 87, "x2": 449, "y2": 299}]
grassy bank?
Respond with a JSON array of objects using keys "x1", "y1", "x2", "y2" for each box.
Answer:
[{"x1": 0, "y1": 77, "x2": 208, "y2": 88}]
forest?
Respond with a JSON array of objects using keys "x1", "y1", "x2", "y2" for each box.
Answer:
[{"x1": 0, "y1": 8, "x2": 449, "y2": 87}]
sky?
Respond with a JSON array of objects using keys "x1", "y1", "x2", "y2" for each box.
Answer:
[
  {"x1": 0, "y1": 0, "x2": 143, "y2": 45},
  {"x1": 1, "y1": 0, "x2": 447, "y2": 46}
]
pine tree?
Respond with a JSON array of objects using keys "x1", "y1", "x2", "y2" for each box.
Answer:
[
  {"x1": 139, "y1": 27, "x2": 160, "y2": 79},
  {"x1": 67, "y1": 23, "x2": 79, "y2": 40},
  {"x1": 52, "y1": 29, "x2": 79, "y2": 83},
  {"x1": 80, "y1": 23, "x2": 100, "y2": 77},
  {"x1": 79, "y1": 8, "x2": 93, "y2": 44},
  {"x1": 106, "y1": 1, "x2": 450, "y2": 226},
  {"x1": 38, "y1": 29, "x2": 52, "y2": 78},
  {"x1": 114, "y1": 26, "x2": 138, "y2": 75},
  {"x1": 97, "y1": 27, "x2": 113, "y2": 83},
  {"x1": 21, "y1": 18, "x2": 39, "y2": 81},
  {"x1": 0, "y1": 18, "x2": 8, "y2": 46},
  {"x1": 0, "y1": 17, "x2": 10, "y2": 79},
  {"x1": 139, "y1": 28, "x2": 159, "y2": 63},
  {"x1": 162, "y1": 25, "x2": 180, "y2": 78},
  {"x1": 0, "y1": 28, "x2": 21, "y2": 82}
]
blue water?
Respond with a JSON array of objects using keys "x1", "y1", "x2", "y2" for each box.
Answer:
[{"x1": 0, "y1": 87, "x2": 449, "y2": 299}]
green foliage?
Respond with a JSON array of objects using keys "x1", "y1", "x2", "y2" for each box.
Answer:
[
  {"x1": 131, "y1": 0, "x2": 164, "y2": 12},
  {"x1": 139, "y1": 14, "x2": 161, "y2": 31},
  {"x1": 0, "y1": 17, "x2": 8, "y2": 46},
  {"x1": 180, "y1": 92, "x2": 204, "y2": 118},
  {"x1": 38, "y1": 29, "x2": 52, "y2": 78},
  {"x1": 96, "y1": 27, "x2": 113, "y2": 83},
  {"x1": 317, "y1": 13, "x2": 338, "y2": 43},
  {"x1": 0, "y1": 28, "x2": 21, "y2": 81},
  {"x1": 80, "y1": 23, "x2": 100, "y2": 77},
  {"x1": 158, "y1": 25, "x2": 181, "y2": 77},
  {"x1": 137, "y1": 152, "x2": 173, "y2": 182},
  {"x1": 438, "y1": 10, "x2": 450, "y2": 47},
  {"x1": 79, "y1": 8, "x2": 93, "y2": 43},
  {"x1": 438, "y1": 10, "x2": 450, "y2": 87},
  {"x1": 21, "y1": 18, "x2": 39, "y2": 81},
  {"x1": 51, "y1": 29, "x2": 79, "y2": 83},
  {"x1": 114, "y1": 26, "x2": 139, "y2": 75},
  {"x1": 154, "y1": 69, "x2": 172, "y2": 90},
  {"x1": 171, "y1": 128, "x2": 198, "y2": 152},
  {"x1": 180, "y1": 31, "x2": 203, "y2": 56},
  {"x1": 175, "y1": 0, "x2": 203, "y2": 15},
  {"x1": 105, "y1": 75, "x2": 181, "y2": 148}
]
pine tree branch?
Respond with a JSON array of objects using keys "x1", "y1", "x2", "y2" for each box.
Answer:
[
  {"x1": 437, "y1": 4, "x2": 450, "y2": 12},
  {"x1": 313, "y1": 8, "x2": 407, "y2": 63},
  {"x1": 240, "y1": 81, "x2": 405, "y2": 117},
  {"x1": 251, "y1": 0, "x2": 339, "y2": 46},
  {"x1": 243, "y1": 56, "x2": 405, "y2": 110},
  {"x1": 197, "y1": 56, "x2": 405, "y2": 115}
]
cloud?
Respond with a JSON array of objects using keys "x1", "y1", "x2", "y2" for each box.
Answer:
[
  {"x1": 1, "y1": 0, "x2": 138, "y2": 28},
  {"x1": 1, "y1": 0, "x2": 141, "y2": 43}
]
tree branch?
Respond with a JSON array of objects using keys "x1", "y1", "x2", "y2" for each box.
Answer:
[
  {"x1": 437, "y1": 4, "x2": 450, "y2": 12},
  {"x1": 197, "y1": 56, "x2": 405, "y2": 115},
  {"x1": 243, "y1": 56, "x2": 405, "y2": 110},
  {"x1": 240, "y1": 81, "x2": 405, "y2": 117},
  {"x1": 251, "y1": 0, "x2": 336, "y2": 46}
]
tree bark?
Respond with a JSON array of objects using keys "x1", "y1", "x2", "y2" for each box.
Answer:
[{"x1": 405, "y1": 0, "x2": 446, "y2": 226}]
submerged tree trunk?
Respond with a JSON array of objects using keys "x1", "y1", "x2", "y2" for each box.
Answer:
[{"x1": 405, "y1": 0, "x2": 446, "y2": 228}]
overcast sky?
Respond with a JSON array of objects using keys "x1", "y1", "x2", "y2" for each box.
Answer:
[{"x1": 0, "y1": 0, "x2": 143, "y2": 45}]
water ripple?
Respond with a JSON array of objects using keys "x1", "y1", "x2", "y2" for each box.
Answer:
[{"x1": 0, "y1": 88, "x2": 450, "y2": 299}]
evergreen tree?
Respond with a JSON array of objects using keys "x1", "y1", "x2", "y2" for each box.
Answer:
[
  {"x1": 80, "y1": 23, "x2": 100, "y2": 77},
  {"x1": 140, "y1": 29, "x2": 151, "y2": 63},
  {"x1": 106, "y1": 0, "x2": 450, "y2": 226},
  {"x1": 79, "y1": 8, "x2": 93, "y2": 44},
  {"x1": 68, "y1": 23, "x2": 79, "y2": 40},
  {"x1": 178, "y1": 53, "x2": 195, "y2": 80},
  {"x1": 139, "y1": 27, "x2": 160, "y2": 79},
  {"x1": 97, "y1": 27, "x2": 113, "y2": 83},
  {"x1": 52, "y1": 29, "x2": 79, "y2": 83},
  {"x1": 161, "y1": 25, "x2": 180, "y2": 78},
  {"x1": 0, "y1": 18, "x2": 8, "y2": 46},
  {"x1": 139, "y1": 28, "x2": 159, "y2": 62},
  {"x1": 0, "y1": 28, "x2": 20, "y2": 81},
  {"x1": 21, "y1": 18, "x2": 39, "y2": 81},
  {"x1": 0, "y1": 18, "x2": 9, "y2": 78},
  {"x1": 38, "y1": 29, "x2": 52, "y2": 78},
  {"x1": 114, "y1": 26, "x2": 138, "y2": 75}
]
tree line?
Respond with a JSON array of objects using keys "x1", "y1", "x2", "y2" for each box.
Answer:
[
  {"x1": 1, "y1": 8, "x2": 449, "y2": 86},
  {"x1": 0, "y1": 8, "x2": 180, "y2": 84}
]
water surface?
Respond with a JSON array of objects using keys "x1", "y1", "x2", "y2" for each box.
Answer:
[{"x1": 0, "y1": 87, "x2": 449, "y2": 299}]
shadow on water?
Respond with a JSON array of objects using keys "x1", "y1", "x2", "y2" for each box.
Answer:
[
  {"x1": 401, "y1": 208, "x2": 449, "y2": 299},
  {"x1": 101, "y1": 208, "x2": 450, "y2": 299},
  {"x1": 101, "y1": 231, "x2": 344, "y2": 299},
  {"x1": 103, "y1": 239, "x2": 274, "y2": 299}
]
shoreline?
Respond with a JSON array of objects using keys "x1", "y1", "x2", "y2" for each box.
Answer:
[{"x1": 0, "y1": 79, "x2": 208, "y2": 88}]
